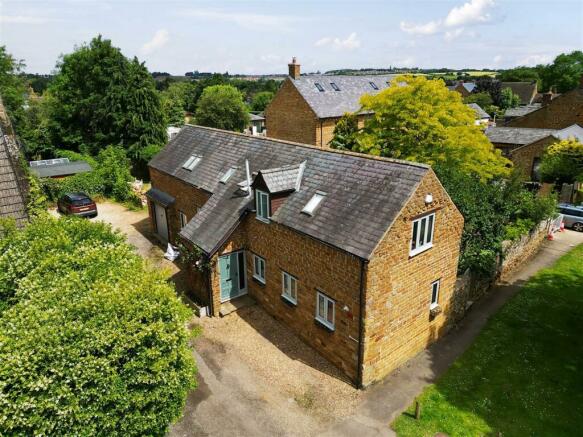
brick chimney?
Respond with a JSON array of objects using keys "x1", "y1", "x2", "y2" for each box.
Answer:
[
  {"x1": 288, "y1": 57, "x2": 300, "y2": 79},
  {"x1": 542, "y1": 92, "x2": 553, "y2": 106}
]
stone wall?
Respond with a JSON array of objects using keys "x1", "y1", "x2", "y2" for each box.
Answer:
[{"x1": 499, "y1": 220, "x2": 550, "y2": 281}]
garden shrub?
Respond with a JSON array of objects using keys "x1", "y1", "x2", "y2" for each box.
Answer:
[{"x1": 0, "y1": 217, "x2": 196, "y2": 435}]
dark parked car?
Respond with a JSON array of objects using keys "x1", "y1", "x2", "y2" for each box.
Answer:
[
  {"x1": 57, "y1": 192, "x2": 98, "y2": 218},
  {"x1": 559, "y1": 203, "x2": 583, "y2": 232}
]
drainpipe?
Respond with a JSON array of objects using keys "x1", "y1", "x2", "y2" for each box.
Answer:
[
  {"x1": 245, "y1": 159, "x2": 252, "y2": 198},
  {"x1": 357, "y1": 258, "x2": 367, "y2": 389},
  {"x1": 205, "y1": 255, "x2": 214, "y2": 317}
]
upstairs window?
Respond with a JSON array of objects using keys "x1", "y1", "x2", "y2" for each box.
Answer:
[
  {"x1": 315, "y1": 83, "x2": 325, "y2": 92},
  {"x1": 220, "y1": 167, "x2": 237, "y2": 184},
  {"x1": 369, "y1": 81, "x2": 379, "y2": 90},
  {"x1": 281, "y1": 271, "x2": 297, "y2": 304},
  {"x1": 182, "y1": 154, "x2": 202, "y2": 171},
  {"x1": 410, "y1": 213, "x2": 435, "y2": 256},
  {"x1": 430, "y1": 280, "x2": 440, "y2": 309},
  {"x1": 302, "y1": 191, "x2": 326, "y2": 216},
  {"x1": 316, "y1": 291, "x2": 335, "y2": 330},
  {"x1": 253, "y1": 254, "x2": 266, "y2": 284},
  {"x1": 255, "y1": 189, "x2": 270, "y2": 222},
  {"x1": 330, "y1": 82, "x2": 340, "y2": 91}
]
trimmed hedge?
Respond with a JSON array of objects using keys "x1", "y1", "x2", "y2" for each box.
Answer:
[{"x1": 0, "y1": 217, "x2": 196, "y2": 435}]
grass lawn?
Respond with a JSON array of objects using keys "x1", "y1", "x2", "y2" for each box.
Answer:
[{"x1": 392, "y1": 243, "x2": 583, "y2": 437}]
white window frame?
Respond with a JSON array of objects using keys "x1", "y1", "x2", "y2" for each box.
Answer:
[
  {"x1": 182, "y1": 154, "x2": 202, "y2": 171},
  {"x1": 253, "y1": 254, "x2": 266, "y2": 284},
  {"x1": 179, "y1": 211, "x2": 187, "y2": 229},
  {"x1": 220, "y1": 167, "x2": 236, "y2": 184},
  {"x1": 410, "y1": 212, "x2": 435, "y2": 257},
  {"x1": 255, "y1": 189, "x2": 270, "y2": 223},
  {"x1": 315, "y1": 291, "x2": 335, "y2": 331},
  {"x1": 430, "y1": 280, "x2": 440, "y2": 309},
  {"x1": 281, "y1": 271, "x2": 297, "y2": 305}
]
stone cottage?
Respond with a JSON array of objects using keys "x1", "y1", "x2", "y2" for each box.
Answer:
[
  {"x1": 147, "y1": 124, "x2": 464, "y2": 387},
  {"x1": 265, "y1": 58, "x2": 396, "y2": 148}
]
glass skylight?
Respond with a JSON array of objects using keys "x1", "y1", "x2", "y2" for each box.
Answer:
[
  {"x1": 369, "y1": 81, "x2": 379, "y2": 90},
  {"x1": 220, "y1": 167, "x2": 237, "y2": 183},
  {"x1": 315, "y1": 83, "x2": 325, "y2": 92},
  {"x1": 182, "y1": 155, "x2": 202, "y2": 171},
  {"x1": 330, "y1": 82, "x2": 340, "y2": 91},
  {"x1": 302, "y1": 191, "x2": 326, "y2": 216}
]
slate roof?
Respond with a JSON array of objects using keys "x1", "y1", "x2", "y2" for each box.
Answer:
[
  {"x1": 447, "y1": 82, "x2": 476, "y2": 93},
  {"x1": 485, "y1": 126, "x2": 557, "y2": 145},
  {"x1": 466, "y1": 103, "x2": 490, "y2": 119},
  {"x1": 249, "y1": 113, "x2": 265, "y2": 122},
  {"x1": 149, "y1": 125, "x2": 429, "y2": 260},
  {"x1": 0, "y1": 126, "x2": 28, "y2": 226},
  {"x1": 258, "y1": 162, "x2": 305, "y2": 193},
  {"x1": 501, "y1": 81, "x2": 538, "y2": 105},
  {"x1": 504, "y1": 104, "x2": 542, "y2": 118},
  {"x1": 290, "y1": 75, "x2": 397, "y2": 119},
  {"x1": 29, "y1": 160, "x2": 92, "y2": 178}
]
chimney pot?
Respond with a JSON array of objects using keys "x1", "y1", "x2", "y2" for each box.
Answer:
[{"x1": 288, "y1": 57, "x2": 300, "y2": 79}]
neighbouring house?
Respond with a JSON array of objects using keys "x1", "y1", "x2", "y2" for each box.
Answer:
[
  {"x1": 29, "y1": 158, "x2": 92, "y2": 179},
  {"x1": 501, "y1": 81, "x2": 538, "y2": 105},
  {"x1": 506, "y1": 77, "x2": 583, "y2": 129},
  {"x1": 247, "y1": 113, "x2": 266, "y2": 136},
  {"x1": 146, "y1": 124, "x2": 464, "y2": 387},
  {"x1": 265, "y1": 58, "x2": 396, "y2": 148},
  {"x1": 447, "y1": 81, "x2": 476, "y2": 98},
  {"x1": 503, "y1": 91, "x2": 560, "y2": 123},
  {"x1": 467, "y1": 103, "x2": 490, "y2": 125},
  {"x1": 485, "y1": 124, "x2": 583, "y2": 180},
  {"x1": 167, "y1": 126, "x2": 182, "y2": 141}
]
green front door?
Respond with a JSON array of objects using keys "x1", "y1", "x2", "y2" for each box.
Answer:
[{"x1": 219, "y1": 252, "x2": 246, "y2": 301}]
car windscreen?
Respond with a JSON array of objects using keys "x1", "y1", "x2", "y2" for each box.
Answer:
[{"x1": 72, "y1": 198, "x2": 92, "y2": 206}]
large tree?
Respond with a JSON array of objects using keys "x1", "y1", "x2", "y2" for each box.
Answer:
[
  {"x1": 0, "y1": 46, "x2": 26, "y2": 121},
  {"x1": 498, "y1": 67, "x2": 540, "y2": 84},
  {"x1": 539, "y1": 138, "x2": 583, "y2": 184},
  {"x1": 250, "y1": 91, "x2": 274, "y2": 112},
  {"x1": 47, "y1": 36, "x2": 166, "y2": 159},
  {"x1": 356, "y1": 75, "x2": 511, "y2": 180},
  {"x1": 195, "y1": 84, "x2": 249, "y2": 132},
  {"x1": 540, "y1": 51, "x2": 583, "y2": 93}
]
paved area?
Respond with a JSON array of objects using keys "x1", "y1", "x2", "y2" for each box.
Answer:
[{"x1": 67, "y1": 203, "x2": 583, "y2": 437}]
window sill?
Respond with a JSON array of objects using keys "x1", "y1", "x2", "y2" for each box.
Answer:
[
  {"x1": 429, "y1": 304, "x2": 442, "y2": 318},
  {"x1": 409, "y1": 243, "x2": 433, "y2": 258},
  {"x1": 252, "y1": 276, "x2": 266, "y2": 286},
  {"x1": 314, "y1": 317, "x2": 335, "y2": 332},
  {"x1": 255, "y1": 216, "x2": 270, "y2": 224},
  {"x1": 281, "y1": 295, "x2": 297, "y2": 307}
]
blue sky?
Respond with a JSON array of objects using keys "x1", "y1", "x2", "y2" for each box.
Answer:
[{"x1": 1, "y1": 0, "x2": 581, "y2": 74}]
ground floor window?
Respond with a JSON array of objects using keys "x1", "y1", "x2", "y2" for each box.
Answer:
[
  {"x1": 316, "y1": 291, "x2": 335, "y2": 330},
  {"x1": 430, "y1": 280, "x2": 440, "y2": 308},
  {"x1": 281, "y1": 271, "x2": 297, "y2": 304},
  {"x1": 253, "y1": 254, "x2": 266, "y2": 284}
]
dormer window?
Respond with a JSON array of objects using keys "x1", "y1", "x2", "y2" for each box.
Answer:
[
  {"x1": 302, "y1": 191, "x2": 326, "y2": 216},
  {"x1": 255, "y1": 189, "x2": 270, "y2": 222},
  {"x1": 330, "y1": 82, "x2": 340, "y2": 91},
  {"x1": 315, "y1": 83, "x2": 325, "y2": 92},
  {"x1": 182, "y1": 154, "x2": 202, "y2": 171},
  {"x1": 369, "y1": 81, "x2": 379, "y2": 90},
  {"x1": 220, "y1": 167, "x2": 237, "y2": 184}
]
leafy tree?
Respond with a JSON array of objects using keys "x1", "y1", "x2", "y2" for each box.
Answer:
[
  {"x1": 0, "y1": 46, "x2": 26, "y2": 121},
  {"x1": 47, "y1": 36, "x2": 166, "y2": 159},
  {"x1": 330, "y1": 113, "x2": 359, "y2": 151},
  {"x1": 17, "y1": 92, "x2": 54, "y2": 159},
  {"x1": 475, "y1": 77, "x2": 502, "y2": 106},
  {"x1": 498, "y1": 67, "x2": 540, "y2": 84},
  {"x1": 356, "y1": 75, "x2": 511, "y2": 180},
  {"x1": 539, "y1": 138, "x2": 583, "y2": 184},
  {"x1": 250, "y1": 91, "x2": 274, "y2": 112},
  {"x1": 0, "y1": 217, "x2": 196, "y2": 435},
  {"x1": 540, "y1": 51, "x2": 583, "y2": 93},
  {"x1": 160, "y1": 83, "x2": 186, "y2": 126},
  {"x1": 195, "y1": 84, "x2": 250, "y2": 132},
  {"x1": 463, "y1": 92, "x2": 500, "y2": 118},
  {"x1": 499, "y1": 87, "x2": 521, "y2": 110}
]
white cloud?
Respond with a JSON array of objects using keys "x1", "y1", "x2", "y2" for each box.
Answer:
[
  {"x1": 394, "y1": 57, "x2": 416, "y2": 68},
  {"x1": 518, "y1": 54, "x2": 552, "y2": 66},
  {"x1": 444, "y1": 28, "x2": 465, "y2": 42},
  {"x1": 315, "y1": 32, "x2": 361, "y2": 50},
  {"x1": 445, "y1": 0, "x2": 495, "y2": 27},
  {"x1": 493, "y1": 54, "x2": 503, "y2": 64},
  {"x1": 141, "y1": 29, "x2": 170, "y2": 55},
  {"x1": 400, "y1": 20, "x2": 441, "y2": 35},
  {"x1": 181, "y1": 9, "x2": 298, "y2": 31},
  {"x1": 0, "y1": 15, "x2": 49, "y2": 24}
]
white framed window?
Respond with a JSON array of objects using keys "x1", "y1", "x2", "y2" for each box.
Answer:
[
  {"x1": 316, "y1": 291, "x2": 335, "y2": 330},
  {"x1": 255, "y1": 189, "x2": 270, "y2": 222},
  {"x1": 179, "y1": 211, "x2": 187, "y2": 229},
  {"x1": 281, "y1": 271, "x2": 297, "y2": 304},
  {"x1": 220, "y1": 167, "x2": 237, "y2": 184},
  {"x1": 430, "y1": 280, "x2": 440, "y2": 309},
  {"x1": 302, "y1": 191, "x2": 326, "y2": 216},
  {"x1": 182, "y1": 154, "x2": 202, "y2": 171},
  {"x1": 410, "y1": 213, "x2": 435, "y2": 256},
  {"x1": 253, "y1": 255, "x2": 266, "y2": 284}
]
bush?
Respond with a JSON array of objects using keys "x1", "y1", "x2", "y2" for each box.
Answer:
[
  {"x1": 0, "y1": 217, "x2": 196, "y2": 435},
  {"x1": 504, "y1": 218, "x2": 535, "y2": 241}
]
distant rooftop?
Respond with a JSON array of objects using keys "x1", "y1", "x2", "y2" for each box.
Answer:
[{"x1": 29, "y1": 158, "x2": 92, "y2": 178}]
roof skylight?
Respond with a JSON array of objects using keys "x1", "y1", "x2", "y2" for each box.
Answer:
[
  {"x1": 315, "y1": 83, "x2": 325, "y2": 92},
  {"x1": 182, "y1": 154, "x2": 202, "y2": 171},
  {"x1": 330, "y1": 82, "x2": 340, "y2": 91},
  {"x1": 369, "y1": 81, "x2": 379, "y2": 90},
  {"x1": 220, "y1": 167, "x2": 237, "y2": 184},
  {"x1": 302, "y1": 191, "x2": 326, "y2": 216}
]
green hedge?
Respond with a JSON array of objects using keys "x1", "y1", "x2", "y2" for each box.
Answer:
[{"x1": 0, "y1": 217, "x2": 196, "y2": 435}]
